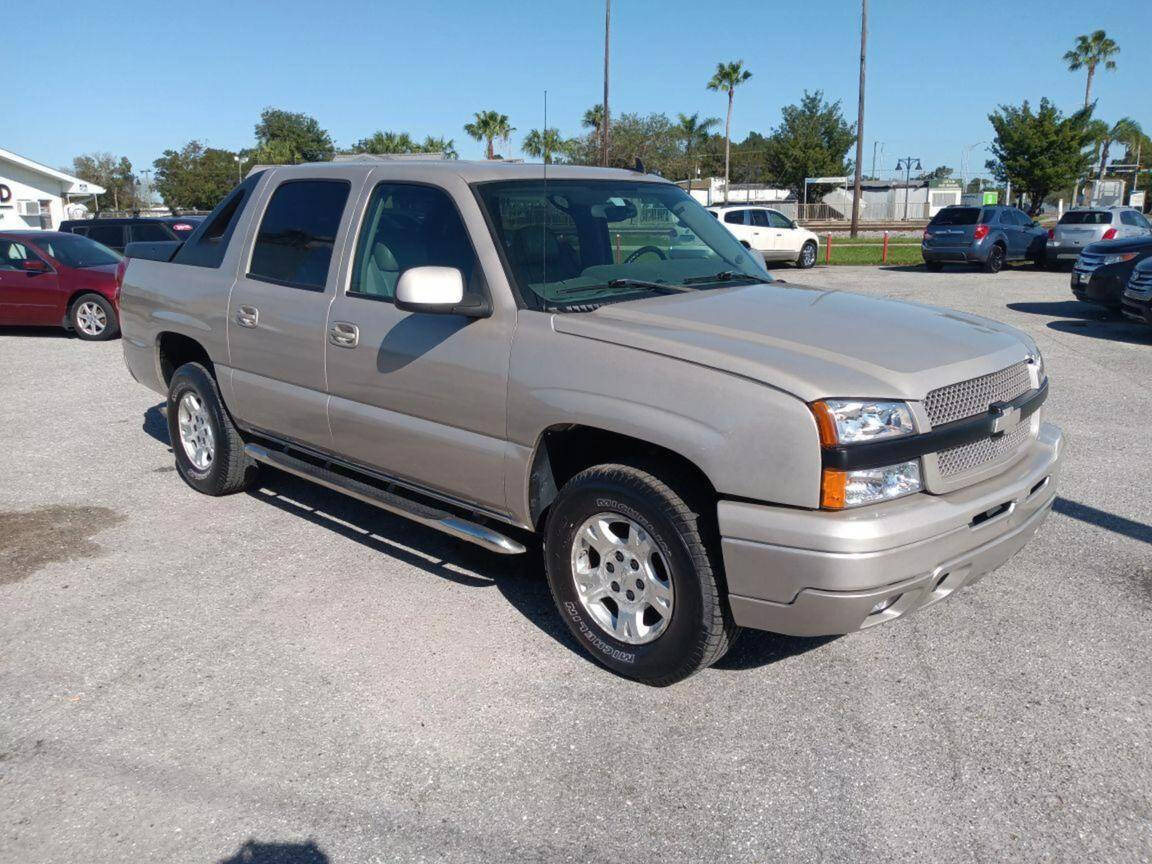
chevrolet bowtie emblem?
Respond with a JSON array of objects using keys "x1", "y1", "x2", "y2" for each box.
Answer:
[{"x1": 989, "y1": 401, "x2": 1021, "y2": 435}]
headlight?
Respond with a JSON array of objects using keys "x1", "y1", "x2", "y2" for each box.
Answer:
[
  {"x1": 810, "y1": 400, "x2": 922, "y2": 508},
  {"x1": 1102, "y1": 252, "x2": 1138, "y2": 265},
  {"x1": 822, "y1": 461, "x2": 922, "y2": 509},
  {"x1": 811, "y1": 399, "x2": 915, "y2": 445}
]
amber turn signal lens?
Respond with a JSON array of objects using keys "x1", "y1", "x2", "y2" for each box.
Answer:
[
  {"x1": 810, "y1": 401, "x2": 839, "y2": 447},
  {"x1": 820, "y1": 469, "x2": 847, "y2": 509}
]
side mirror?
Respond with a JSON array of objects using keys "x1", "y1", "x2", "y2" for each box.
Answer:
[
  {"x1": 20, "y1": 259, "x2": 50, "y2": 274},
  {"x1": 395, "y1": 266, "x2": 489, "y2": 317}
]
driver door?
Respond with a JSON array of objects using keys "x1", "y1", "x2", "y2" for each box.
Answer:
[
  {"x1": 766, "y1": 210, "x2": 800, "y2": 256},
  {"x1": 0, "y1": 239, "x2": 60, "y2": 325}
]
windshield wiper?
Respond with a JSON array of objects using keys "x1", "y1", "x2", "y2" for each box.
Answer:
[
  {"x1": 556, "y1": 279, "x2": 695, "y2": 296},
  {"x1": 683, "y1": 271, "x2": 773, "y2": 285}
]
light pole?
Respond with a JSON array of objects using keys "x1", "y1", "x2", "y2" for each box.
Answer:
[
  {"x1": 140, "y1": 168, "x2": 152, "y2": 209},
  {"x1": 234, "y1": 154, "x2": 243, "y2": 185},
  {"x1": 849, "y1": 0, "x2": 867, "y2": 237},
  {"x1": 961, "y1": 141, "x2": 984, "y2": 193},
  {"x1": 601, "y1": 0, "x2": 611, "y2": 167},
  {"x1": 896, "y1": 156, "x2": 921, "y2": 220}
]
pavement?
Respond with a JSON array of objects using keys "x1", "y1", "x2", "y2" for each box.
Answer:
[{"x1": 1, "y1": 263, "x2": 1150, "y2": 864}]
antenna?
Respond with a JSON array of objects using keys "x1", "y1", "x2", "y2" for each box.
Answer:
[{"x1": 542, "y1": 89, "x2": 548, "y2": 288}]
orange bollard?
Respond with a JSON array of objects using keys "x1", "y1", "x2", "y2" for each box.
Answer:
[
  {"x1": 882, "y1": 231, "x2": 889, "y2": 264},
  {"x1": 825, "y1": 233, "x2": 832, "y2": 265}
]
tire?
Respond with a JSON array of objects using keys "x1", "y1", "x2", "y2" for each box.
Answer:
[
  {"x1": 543, "y1": 464, "x2": 737, "y2": 685},
  {"x1": 69, "y1": 293, "x2": 119, "y2": 341},
  {"x1": 166, "y1": 362, "x2": 258, "y2": 496},
  {"x1": 796, "y1": 241, "x2": 817, "y2": 269},
  {"x1": 983, "y1": 244, "x2": 1005, "y2": 274},
  {"x1": 924, "y1": 261, "x2": 944, "y2": 272}
]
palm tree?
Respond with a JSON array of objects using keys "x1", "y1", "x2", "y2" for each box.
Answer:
[
  {"x1": 1064, "y1": 30, "x2": 1119, "y2": 108},
  {"x1": 522, "y1": 128, "x2": 568, "y2": 164},
  {"x1": 464, "y1": 111, "x2": 515, "y2": 160},
  {"x1": 706, "y1": 61, "x2": 753, "y2": 202},
  {"x1": 677, "y1": 112, "x2": 719, "y2": 160},
  {"x1": 1093, "y1": 117, "x2": 1142, "y2": 202},
  {"x1": 582, "y1": 105, "x2": 605, "y2": 153},
  {"x1": 352, "y1": 130, "x2": 416, "y2": 154}
]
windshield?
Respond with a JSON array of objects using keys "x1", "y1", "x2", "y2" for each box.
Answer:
[
  {"x1": 1059, "y1": 211, "x2": 1110, "y2": 225},
  {"x1": 930, "y1": 207, "x2": 981, "y2": 226},
  {"x1": 475, "y1": 180, "x2": 770, "y2": 308},
  {"x1": 33, "y1": 234, "x2": 121, "y2": 268}
]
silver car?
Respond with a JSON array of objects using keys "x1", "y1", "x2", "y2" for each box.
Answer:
[{"x1": 1047, "y1": 206, "x2": 1152, "y2": 265}]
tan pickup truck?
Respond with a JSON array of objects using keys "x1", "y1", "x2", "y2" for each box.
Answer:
[{"x1": 120, "y1": 161, "x2": 1062, "y2": 684}]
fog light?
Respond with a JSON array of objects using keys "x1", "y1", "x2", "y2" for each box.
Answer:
[
  {"x1": 870, "y1": 594, "x2": 900, "y2": 615},
  {"x1": 821, "y1": 460, "x2": 922, "y2": 509}
]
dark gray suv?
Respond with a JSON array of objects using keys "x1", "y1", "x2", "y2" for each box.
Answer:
[{"x1": 922, "y1": 205, "x2": 1047, "y2": 273}]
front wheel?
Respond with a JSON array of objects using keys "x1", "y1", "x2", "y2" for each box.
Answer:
[
  {"x1": 70, "y1": 293, "x2": 119, "y2": 341},
  {"x1": 544, "y1": 464, "x2": 737, "y2": 685},
  {"x1": 796, "y1": 241, "x2": 817, "y2": 269}
]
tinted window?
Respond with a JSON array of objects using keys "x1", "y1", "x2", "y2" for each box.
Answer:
[
  {"x1": 1120, "y1": 211, "x2": 1140, "y2": 227},
  {"x1": 724, "y1": 210, "x2": 746, "y2": 225},
  {"x1": 930, "y1": 207, "x2": 980, "y2": 226},
  {"x1": 131, "y1": 223, "x2": 174, "y2": 242},
  {"x1": 1135, "y1": 212, "x2": 1152, "y2": 230},
  {"x1": 70, "y1": 226, "x2": 89, "y2": 236},
  {"x1": 767, "y1": 210, "x2": 792, "y2": 229},
  {"x1": 173, "y1": 177, "x2": 262, "y2": 270},
  {"x1": 350, "y1": 184, "x2": 478, "y2": 301},
  {"x1": 31, "y1": 234, "x2": 120, "y2": 268},
  {"x1": 248, "y1": 180, "x2": 349, "y2": 289},
  {"x1": 1059, "y1": 211, "x2": 1110, "y2": 225},
  {"x1": 87, "y1": 224, "x2": 126, "y2": 248},
  {"x1": 749, "y1": 210, "x2": 770, "y2": 227}
]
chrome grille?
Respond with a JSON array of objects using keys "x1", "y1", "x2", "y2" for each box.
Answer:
[
  {"x1": 1125, "y1": 267, "x2": 1152, "y2": 301},
  {"x1": 1074, "y1": 251, "x2": 1106, "y2": 275},
  {"x1": 924, "y1": 361, "x2": 1032, "y2": 427},
  {"x1": 937, "y1": 420, "x2": 1032, "y2": 478}
]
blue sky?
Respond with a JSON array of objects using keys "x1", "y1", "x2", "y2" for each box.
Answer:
[{"x1": 9, "y1": 0, "x2": 1149, "y2": 179}]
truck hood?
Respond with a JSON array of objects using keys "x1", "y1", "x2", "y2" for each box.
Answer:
[{"x1": 552, "y1": 282, "x2": 1035, "y2": 403}]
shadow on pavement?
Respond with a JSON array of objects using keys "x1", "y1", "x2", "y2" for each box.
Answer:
[
  {"x1": 712, "y1": 631, "x2": 834, "y2": 670},
  {"x1": 1006, "y1": 300, "x2": 1117, "y2": 320},
  {"x1": 143, "y1": 403, "x2": 170, "y2": 446},
  {"x1": 1054, "y1": 496, "x2": 1152, "y2": 545},
  {"x1": 218, "y1": 839, "x2": 328, "y2": 864}
]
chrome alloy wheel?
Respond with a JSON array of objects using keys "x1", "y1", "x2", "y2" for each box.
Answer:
[
  {"x1": 75, "y1": 301, "x2": 108, "y2": 336},
  {"x1": 177, "y1": 392, "x2": 215, "y2": 471},
  {"x1": 569, "y1": 512, "x2": 674, "y2": 645}
]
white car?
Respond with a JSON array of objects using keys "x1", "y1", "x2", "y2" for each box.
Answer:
[{"x1": 709, "y1": 205, "x2": 819, "y2": 268}]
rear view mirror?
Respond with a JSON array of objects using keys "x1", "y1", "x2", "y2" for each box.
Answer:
[{"x1": 395, "y1": 266, "x2": 489, "y2": 317}]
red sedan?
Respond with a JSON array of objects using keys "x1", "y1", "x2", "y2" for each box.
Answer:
[{"x1": 0, "y1": 230, "x2": 125, "y2": 340}]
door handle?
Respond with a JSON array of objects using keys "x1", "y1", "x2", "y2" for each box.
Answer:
[
  {"x1": 235, "y1": 305, "x2": 259, "y2": 328},
  {"x1": 329, "y1": 321, "x2": 359, "y2": 348}
]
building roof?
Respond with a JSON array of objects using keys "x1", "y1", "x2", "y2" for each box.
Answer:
[{"x1": 0, "y1": 147, "x2": 106, "y2": 195}]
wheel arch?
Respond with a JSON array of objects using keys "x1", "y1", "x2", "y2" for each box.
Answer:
[{"x1": 156, "y1": 331, "x2": 214, "y2": 385}]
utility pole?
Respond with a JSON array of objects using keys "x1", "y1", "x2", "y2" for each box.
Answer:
[
  {"x1": 601, "y1": 0, "x2": 611, "y2": 167},
  {"x1": 849, "y1": 0, "x2": 867, "y2": 237},
  {"x1": 896, "y1": 156, "x2": 921, "y2": 220},
  {"x1": 871, "y1": 140, "x2": 881, "y2": 178}
]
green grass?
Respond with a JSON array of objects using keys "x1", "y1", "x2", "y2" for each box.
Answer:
[{"x1": 819, "y1": 237, "x2": 923, "y2": 266}]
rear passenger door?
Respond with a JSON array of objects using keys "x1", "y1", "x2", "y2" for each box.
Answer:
[
  {"x1": 86, "y1": 224, "x2": 127, "y2": 252},
  {"x1": 322, "y1": 178, "x2": 514, "y2": 514},
  {"x1": 130, "y1": 222, "x2": 176, "y2": 244},
  {"x1": 226, "y1": 172, "x2": 359, "y2": 451}
]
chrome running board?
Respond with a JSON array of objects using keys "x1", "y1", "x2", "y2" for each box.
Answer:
[{"x1": 244, "y1": 443, "x2": 526, "y2": 555}]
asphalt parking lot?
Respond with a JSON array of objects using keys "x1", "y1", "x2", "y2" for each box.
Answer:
[{"x1": 2, "y1": 264, "x2": 1150, "y2": 864}]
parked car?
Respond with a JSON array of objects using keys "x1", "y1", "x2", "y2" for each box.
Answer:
[
  {"x1": 709, "y1": 205, "x2": 819, "y2": 268},
  {"x1": 1070, "y1": 236, "x2": 1152, "y2": 309},
  {"x1": 1121, "y1": 257, "x2": 1152, "y2": 326},
  {"x1": 60, "y1": 217, "x2": 184, "y2": 253},
  {"x1": 1047, "y1": 207, "x2": 1152, "y2": 267},
  {"x1": 120, "y1": 162, "x2": 1061, "y2": 683},
  {"x1": 0, "y1": 230, "x2": 123, "y2": 339},
  {"x1": 922, "y1": 205, "x2": 1047, "y2": 273}
]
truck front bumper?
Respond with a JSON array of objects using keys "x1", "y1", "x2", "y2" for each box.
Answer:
[{"x1": 720, "y1": 422, "x2": 1063, "y2": 636}]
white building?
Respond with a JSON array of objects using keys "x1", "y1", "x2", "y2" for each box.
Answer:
[{"x1": 0, "y1": 147, "x2": 105, "y2": 231}]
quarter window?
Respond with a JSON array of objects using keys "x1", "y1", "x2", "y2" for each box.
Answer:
[
  {"x1": 349, "y1": 183, "x2": 477, "y2": 300},
  {"x1": 249, "y1": 179, "x2": 349, "y2": 290},
  {"x1": 131, "y1": 223, "x2": 173, "y2": 242},
  {"x1": 87, "y1": 224, "x2": 126, "y2": 248}
]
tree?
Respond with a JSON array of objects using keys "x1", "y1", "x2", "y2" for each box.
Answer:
[
  {"x1": 1064, "y1": 30, "x2": 1119, "y2": 109},
  {"x1": 676, "y1": 113, "x2": 720, "y2": 170},
  {"x1": 582, "y1": 105, "x2": 605, "y2": 154},
  {"x1": 566, "y1": 112, "x2": 682, "y2": 175},
  {"x1": 985, "y1": 98, "x2": 1095, "y2": 214},
  {"x1": 762, "y1": 91, "x2": 857, "y2": 200},
  {"x1": 352, "y1": 131, "x2": 416, "y2": 154},
  {"x1": 253, "y1": 107, "x2": 334, "y2": 164},
  {"x1": 69, "y1": 153, "x2": 140, "y2": 213},
  {"x1": 420, "y1": 136, "x2": 458, "y2": 159},
  {"x1": 521, "y1": 128, "x2": 569, "y2": 164},
  {"x1": 706, "y1": 61, "x2": 753, "y2": 202},
  {"x1": 464, "y1": 110, "x2": 514, "y2": 160},
  {"x1": 153, "y1": 141, "x2": 240, "y2": 211},
  {"x1": 919, "y1": 165, "x2": 955, "y2": 181}
]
